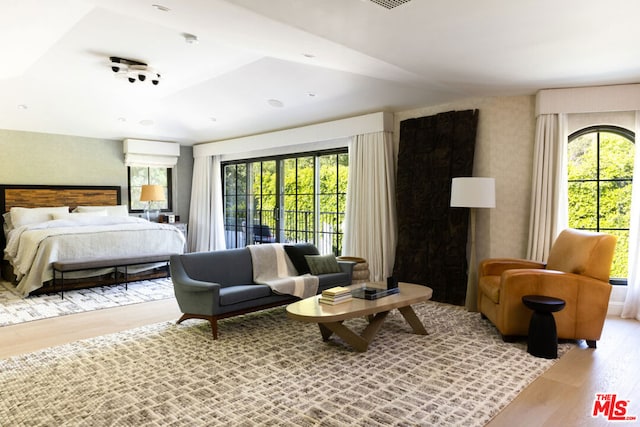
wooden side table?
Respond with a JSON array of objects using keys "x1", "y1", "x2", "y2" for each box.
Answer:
[{"x1": 522, "y1": 295, "x2": 566, "y2": 359}]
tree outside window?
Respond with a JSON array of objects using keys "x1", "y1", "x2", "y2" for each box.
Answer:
[{"x1": 567, "y1": 126, "x2": 635, "y2": 280}]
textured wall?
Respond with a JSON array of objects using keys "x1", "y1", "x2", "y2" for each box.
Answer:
[
  {"x1": 0, "y1": 129, "x2": 123, "y2": 187},
  {"x1": 394, "y1": 95, "x2": 536, "y2": 265},
  {"x1": 0, "y1": 129, "x2": 192, "y2": 219}
]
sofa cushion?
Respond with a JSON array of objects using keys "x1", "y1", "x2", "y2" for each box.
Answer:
[
  {"x1": 305, "y1": 254, "x2": 342, "y2": 275},
  {"x1": 219, "y1": 285, "x2": 272, "y2": 306},
  {"x1": 284, "y1": 243, "x2": 319, "y2": 274}
]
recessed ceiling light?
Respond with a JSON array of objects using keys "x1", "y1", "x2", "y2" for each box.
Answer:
[
  {"x1": 210, "y1": 117, "x2": 217, "y2": 122},
  {"x1": 267, "y1": 99, "x2": 284, "y2": 108},
  {"x1": 302, "y1": 53, "x2": 315, "y2": 59},
  {"x1": 17, "y1": 104, "x2": 28, "y2": 110},
  {"x1": 117, "y1": 117, "x2": 127, "y2": 122},
  {"x1": 152, "y1": 4, "x2": 170, "y2": 12},
  {"x1": 183, "y1": 33, "x2": 199, "y2": 44},
  {"x1": 307, "y1": 92, "x2": 316, "y2": 97},
  {"x1": 139, "y1": 119, "x2": 155, "y2": 126}
]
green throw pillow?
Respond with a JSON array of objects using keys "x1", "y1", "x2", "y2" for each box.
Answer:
[{"x1": 305, "y1": 254, "x2": 342, "y2": 275}]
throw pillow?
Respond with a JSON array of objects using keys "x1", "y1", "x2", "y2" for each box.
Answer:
[
  {"x1": 10, "y1": 206, "x2": 70, "y2": 228},
  {"x1": 284, "y1": 244, "x2": 319, "y2": 274},
  {"x1": 305, "y1": 254, "x2": 342, "y2": 275}
]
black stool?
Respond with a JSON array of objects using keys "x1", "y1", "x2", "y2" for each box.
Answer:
[{"x1": 522, "y1": 295, "x2": 566, "y2": 359}]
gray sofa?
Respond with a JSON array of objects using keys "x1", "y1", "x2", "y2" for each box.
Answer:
[{"x1": 170, "y1": 243, "x2": 355, "y2": 338}]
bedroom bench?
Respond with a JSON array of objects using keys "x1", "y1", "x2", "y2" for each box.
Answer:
[{"x1": 52, "y1": 254, "x2": 172, "y2": 298}]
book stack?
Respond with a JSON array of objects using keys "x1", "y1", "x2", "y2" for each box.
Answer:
[
  {"x1": 319, "y1": 286, "x2": 353, "y2": 305},
  {"x1": 351, "y1": 286, "x2": 400, "y2": 300}
]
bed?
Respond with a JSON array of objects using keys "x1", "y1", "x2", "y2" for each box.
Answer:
[{"x1": 1, "y1": 184, "x2": 185, "y2": 296}]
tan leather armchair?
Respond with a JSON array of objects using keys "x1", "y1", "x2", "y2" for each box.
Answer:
[{"x1": 478, "y1": 228, "x2": 616, "y2": 348}]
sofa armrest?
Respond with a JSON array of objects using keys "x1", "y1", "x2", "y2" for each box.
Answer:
[
  {"x1": 497, "y1": 268, "x2": 612, "y2": 339},
  {"x1": 170, "y1": 255, "x2": 221, "y2": 316},
  {"x1": 479, "y1": 258, "x2": 545, "y2": 277}
]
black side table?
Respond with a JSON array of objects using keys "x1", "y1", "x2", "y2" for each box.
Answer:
[{"x1": 522, "y1": 295, "x2": 566, "y2": 359}]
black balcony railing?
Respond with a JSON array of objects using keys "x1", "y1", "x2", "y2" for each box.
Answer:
[{"x1": 224, "y1": 209, "x2": 344, "y2": 255}]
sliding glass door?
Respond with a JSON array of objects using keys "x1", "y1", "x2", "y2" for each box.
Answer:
[{"x1": 222, "y1": 150, "x2": 347, "y2": 255}]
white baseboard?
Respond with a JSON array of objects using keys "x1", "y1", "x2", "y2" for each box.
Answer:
[{"x1": 607, "y1": 285, "x2": 627, "y2": 316}]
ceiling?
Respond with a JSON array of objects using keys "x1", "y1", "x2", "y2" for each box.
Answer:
[{"x1": 1, "y1": 0, "x2": 639, "y2": 146}]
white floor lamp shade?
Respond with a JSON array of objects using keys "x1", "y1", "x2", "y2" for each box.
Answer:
[
  {"x1": 450, "y1": 177, "x2": 496, "y2": 311},
  {"x1": 450, "y1": 177, "x2": 496, "y2": 209}
]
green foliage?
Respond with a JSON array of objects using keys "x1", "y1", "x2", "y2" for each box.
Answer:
[{"x1": 567, "y1": 131, "x2": 634, "y2": 278}]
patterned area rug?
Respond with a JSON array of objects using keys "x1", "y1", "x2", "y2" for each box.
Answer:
[
  {"x1": 0, "y1": 301, "x2": 572, "y2": 426},
  {"x1": 0, "y1": 278, "x2": 174, "y2": 326}
]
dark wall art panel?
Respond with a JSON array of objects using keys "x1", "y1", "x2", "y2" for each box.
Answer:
[{"x1": 393, "y1": 110, "x2": 479, "y2": 305}]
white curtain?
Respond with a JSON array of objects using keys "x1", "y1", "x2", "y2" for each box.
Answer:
[
  {"x1": 526, "y1": 113, "x2": 568, "y2": 261},
  {"x1": 621, "y1": 111, "x2": 640, "y2": 320},
  {"x1": 187, "y1": 155, "x2": 226, "y2": 252},
  {"x1": 342, "y1": 131, "x2": 397, "y2": 281}
]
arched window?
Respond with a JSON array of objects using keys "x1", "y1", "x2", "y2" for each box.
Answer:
[{"x1": 567, "y1": 125, "x2": 635, "y2": 281}]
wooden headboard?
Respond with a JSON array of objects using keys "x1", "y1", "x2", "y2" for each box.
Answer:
[{"x1": 0, "y1": 184, "x2": 122, "y2": 213}]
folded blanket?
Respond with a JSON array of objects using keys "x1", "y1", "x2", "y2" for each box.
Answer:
[{"x1": 248, "y1": 244, "x2": 319, "y2": 299}]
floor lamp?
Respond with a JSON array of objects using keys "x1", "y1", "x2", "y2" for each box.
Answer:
[
  {"x1": 140, "y1": 184, "x2": 165, "y2": 221},
  {"x1": 450, "y1": 177, "x2": 496, "y2": 311}
]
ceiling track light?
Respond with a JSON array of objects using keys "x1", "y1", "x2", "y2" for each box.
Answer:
[{"x1": 109, "y1": 56, "x2": 161, "y2": 85}]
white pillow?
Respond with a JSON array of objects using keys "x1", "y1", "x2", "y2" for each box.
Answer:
[
  {"x1": 10, "y1": 206, "x2": 70, "y2": 228},
  {"x1": 52, "y1": 211, "x2": 108, "y2": 220},
  {"x1": 75, "y1": 205, "x2": 129, "y2": 217}
]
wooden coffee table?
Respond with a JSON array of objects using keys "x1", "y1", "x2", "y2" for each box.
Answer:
[{"x1": 286, "y1": 282, "x2": 433, "y2": 352}]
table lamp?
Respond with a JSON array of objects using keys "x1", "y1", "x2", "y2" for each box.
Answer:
[{"x1": 140, "y1": 184, "x2": 165, "y2": 221}]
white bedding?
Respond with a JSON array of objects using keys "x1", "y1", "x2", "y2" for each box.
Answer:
[{"x1": 4, "y1": 216, "x2": 185, "y2": 296}]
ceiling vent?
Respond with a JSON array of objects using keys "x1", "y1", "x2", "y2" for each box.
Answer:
[{"x1": 369, "y1": 0, "x2": 412, "y2": 9}]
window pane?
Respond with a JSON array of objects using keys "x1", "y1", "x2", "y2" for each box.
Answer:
[
  {"x1": 224, "y1": 166, "x2": 237, "y2": 195},
  {"x1": 282, "y1": 157, "x2": 314, "y2": 244},
  {"x1": 607, "y1": 229, "x2": 629, "y2": 279},
  {"x1": 149, "y1": 168, "x2": 167, "y2": 186},
  {"x1": 297, "y1": 157, "x2": 314, "y2": 195},
  {"x1": 599, "y1": 180, "x2": 632, "y2": 229},
  {"x1": 567, "y1": 133, "x2": 597, "y2": 180},
  {"x1": 568, "y1": 181, "x2": 597, "y2": 229},
  {"x1": 600, "y1": 132, "x2": 634, "y2": 180},
  {"x1": 237, "y1": 164, "x2": 247, "y2": 196}
]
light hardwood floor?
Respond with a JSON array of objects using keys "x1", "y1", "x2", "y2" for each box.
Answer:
[
  {"x1": 0, "y1": 299, "x2": 181, "y2": 358},
  {"x1": 488, "y1": 315, "x2": 640, "y2": 426},
  {"x1": 1, "y1": 301, "x2": 638, "y2": 426}
]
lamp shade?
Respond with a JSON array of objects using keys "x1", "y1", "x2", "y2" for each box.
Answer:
[
  {"x1": 450, "y1": 177, "x2": 496, "y2": 208},
  {"x1": 139, "y1": 184, "x2": 166, "y2": 202}
]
